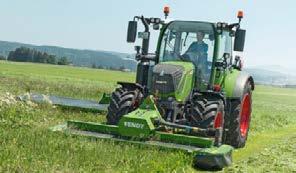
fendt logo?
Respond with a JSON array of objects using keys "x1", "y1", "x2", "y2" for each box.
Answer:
[{"x1": 124, "y1": 121, "x2": 145, "y2": 129}]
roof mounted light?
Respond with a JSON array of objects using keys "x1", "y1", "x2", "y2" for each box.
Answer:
[
  {"x1": 164, "y1": 6, "x2": 170, "y2": 19},
  {"x1": 237, "y1": 10, "x2": 244, "y2": 19},
  {"x1": 237, "y1": 10, "x2": 244, "y2": 25}
]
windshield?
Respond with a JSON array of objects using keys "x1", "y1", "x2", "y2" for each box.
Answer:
[{"x1": 159, "y1": 21, "x2": 216, "y2": 88}]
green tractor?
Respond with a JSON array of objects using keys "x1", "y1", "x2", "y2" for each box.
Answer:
[
  {"x1": 107, "y1": 10, "x2": 254, "y2": 148},
  {"x1": 55, "y1": 9, "x2": 254, "y2": 170}
]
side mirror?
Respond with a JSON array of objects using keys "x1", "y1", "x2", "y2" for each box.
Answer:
[
  {"x1": 234, "y1": 29, "x2": 246, "y2": 52},
  {"x1": 127, "y1": 21, "x2": 137, "y2": 43}
]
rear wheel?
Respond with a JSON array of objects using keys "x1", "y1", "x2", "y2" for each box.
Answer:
[
  {"x1": 223, "y1": 81, "x2": 252, "y2": 148},
  {"x1": 106, "y1": 87, "x2": 143, "y2": 125}
]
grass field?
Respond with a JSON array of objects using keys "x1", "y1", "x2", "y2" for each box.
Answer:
[{"x1": 0, "y1": 60, "x2": 296, "y2": 172}]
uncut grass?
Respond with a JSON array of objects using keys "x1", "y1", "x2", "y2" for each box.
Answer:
[
  {"x1": 0, "y1": 60, "x2": 134, "y2": 100},
  {"x1": 250, "y1": 86, "x2": 296, "y2": 134},
  {"x1": 0, "y1": 76, "x2": 111, "y2": 100},
  {"x1": 0, "y1": 61, "x2": 134, "y2": 84}
]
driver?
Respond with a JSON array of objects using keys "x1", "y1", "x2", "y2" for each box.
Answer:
[
  {"x1": 184, "y1": 31, "x2": 209, "y2": 85},
  {"x1": 185, "y1": 31, "x2": 208, "y2": 60}
]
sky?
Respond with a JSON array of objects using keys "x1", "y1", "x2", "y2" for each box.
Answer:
[{"x1": 0, "y1": 0, "x2": 295, "y2": 69}]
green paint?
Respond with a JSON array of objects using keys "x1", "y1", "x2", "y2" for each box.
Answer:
[
  {"x1": 65, "y1": 97, "x2": 216, "y2": 149},
  {"x1": 67, "y1": 120, "x2": 119, "y2": 135},
  {"x1": 139, "y1": 95, "x2": 160, "y2": 111},
  {"x1": 198, "y1": 145, "x2": 233, "y2": 155},
  {"x1": 223, "y1": 69, "x2": 240, "y2": 97},
  {"x1": 157, "y1": 61, "x2": 195, "y2": 102},
  {"x1": 155, "y1": 132, "x2": 214, "y2": 148},
  {"x1": 66, "y1": 119, "x2": 216, "y2": 148},
  {"x1": 155, "y1": 24, "x2": 168, "y2": 63},
  {"x1": 98, "y1": 93, "x2": 111, "y2": 104},
  {"x1": 209, "y1": 29, "x2": 220, "y2": 88},
  {"x1": 118, "y1": 108, "x2": 159, "y2": 138}
]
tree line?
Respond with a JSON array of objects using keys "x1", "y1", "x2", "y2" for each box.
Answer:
[
  {"x1": 7, "y1": 47, "x2": 70, "y2": 65},
  {"x1": 1, "y1": 47, "x2": 133, "y2": 71},
  {"x1": 0, "y1": 55, "x2": 6, "y2": 60}
]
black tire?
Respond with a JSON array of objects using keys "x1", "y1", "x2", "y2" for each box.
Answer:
[
  {"x1": 190, "y1": 94, "x2": 224, "y2": 128},
  {"x1": 223, "y1": 81, "x2": 252, "y2": 148},
  {"x1": 189, "y1": 94, "x2": 225, "y2": 146},
  {"x1": 106, "y1": 87, "x2": 143, "y2": 125}
]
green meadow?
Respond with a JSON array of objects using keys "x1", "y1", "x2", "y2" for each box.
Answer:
[{"x1": 0, "y1": 61, "x2": 295, "y2": 172}]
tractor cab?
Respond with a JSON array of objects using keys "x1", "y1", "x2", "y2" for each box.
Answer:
[
  {"x1": 158, "y1": 21, "x2": 216, "y2": 90},
  {"x1": 127, "y1": 12, "x2": 246, "y2": 96}
]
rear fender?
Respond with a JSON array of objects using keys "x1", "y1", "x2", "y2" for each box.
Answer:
[
  {"x1": 224, "y1": 71, "x2": 255, "y2": 100},
  {"x1": 232, "y1": 72, "x2": 254, "y2": 100}
]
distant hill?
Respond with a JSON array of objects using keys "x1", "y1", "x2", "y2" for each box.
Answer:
[
  {"x1": 0, "y1": 41, "x2": 137, "y2": 70},
  {"x1": 249, "y1": 65, "x2": 296, "y2": 76},
  {"x1": 245, "y1": 67, "x2": 296, "y2": 85}
]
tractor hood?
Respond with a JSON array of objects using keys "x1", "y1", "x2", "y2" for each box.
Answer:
[{"x1": 151, "y1": 61, "x2": 195, "y2": 102}]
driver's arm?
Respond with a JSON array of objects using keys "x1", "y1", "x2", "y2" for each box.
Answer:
[
  {"x1": 185, "y1": 42, "x2": 196, "y2": 54},
  {"x1": 179, "y1": 42, "x2": 196, "y2": 61}
]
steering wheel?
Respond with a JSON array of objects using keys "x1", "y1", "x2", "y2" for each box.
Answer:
[
  {"x1": 181, "y1": 52, "x2": 200, "y2": 62},
  {"x1": 179, "y1": 54, "x2": 191, "y2": 61},
  {"x1": 169, "y1": 52, "x2": 189, "y2": 61}
]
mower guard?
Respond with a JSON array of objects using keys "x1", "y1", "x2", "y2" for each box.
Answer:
[
  {"x1": 52, "y1": 120, "x2": 233, "y2": 170},
  {"x1": 18, "y1": 93, "x2": 110, "y2": 111}
]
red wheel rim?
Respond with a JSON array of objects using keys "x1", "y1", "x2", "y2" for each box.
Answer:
[
  {"x1": 240, "y1": 93, "x2": 251, "y2": 137},
  {"x1": 214, "y1": 111, "x2": 223, "y2": 128},
  {"x1": 133, "y1": 100, "x2": 139, "y2": 109}
]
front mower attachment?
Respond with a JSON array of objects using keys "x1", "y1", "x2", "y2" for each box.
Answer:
[{"x1": 52, "y1": 120, "x2": 233, "y2": 170}]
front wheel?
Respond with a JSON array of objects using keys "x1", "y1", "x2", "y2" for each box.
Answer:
[
  {"x1": 189, "y1": 93, "x2": 225, "y2": 146},
  {"x1": 223, "y1": 81, "x2": 252, "y2": 148},
  {"x1": 106, "y1": 87, "x2": 143, "y2": 125}
]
